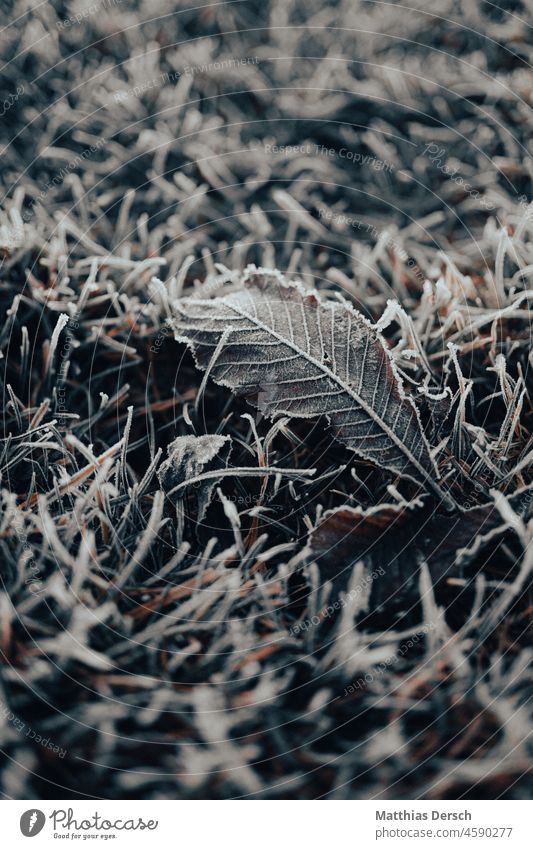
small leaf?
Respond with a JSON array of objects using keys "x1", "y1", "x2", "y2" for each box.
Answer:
[
  {"x1": 157, "y1": 434, "x2": 232, "y2": 520},
  {"x1": 310, "y1": 497, "x2": 424, "y2": 591}
]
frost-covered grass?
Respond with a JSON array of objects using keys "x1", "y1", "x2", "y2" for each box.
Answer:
[{"x1": 0, "y1": 0, "x2": 531, "y2": 799}]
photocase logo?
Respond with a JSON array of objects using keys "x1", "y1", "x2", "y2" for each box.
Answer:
[{"x1": 20, "y1": 810, "x2": 46, "y2": 837}]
